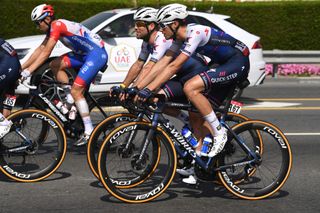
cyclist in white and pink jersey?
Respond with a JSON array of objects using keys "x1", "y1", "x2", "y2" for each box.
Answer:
[
  {"x1": 118, "y1": 7, "x2": 172, "y2": 92},
  {"x1": 139, "y1": 3, "x2": 250, "y2": 184},
  {"x1": 21, "y1": 4, "x2": 108, "y2": 146}
]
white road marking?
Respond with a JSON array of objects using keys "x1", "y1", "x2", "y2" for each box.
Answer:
[
  {"x1": 245, "y1": 101, "x2": 301, "y2": 108},
  {"x1": 285, "y1": 133, "x2": 320, "y2": 136}
]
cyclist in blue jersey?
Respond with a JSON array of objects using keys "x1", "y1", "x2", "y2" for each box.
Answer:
[
  {"x1": 21, "y1": 4, "x2": 108, "y2": 146},
  {"x1": 0, "y1": 38, "x2": 21, "y2": 138},
  {"x1": 138, "y1": 3, "x2": 250, "y2": 184}
]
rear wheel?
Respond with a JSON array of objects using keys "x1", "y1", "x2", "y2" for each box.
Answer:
[{"x1": 217, "y1": 120, "x2": 292, "y2": 199}]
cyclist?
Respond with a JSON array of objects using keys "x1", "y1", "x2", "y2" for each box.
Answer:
[
  {"x1": 0, "y1": 38, "x2": 21, "y2": 138},
  {"x1": 115, "y1": 7, "x2": 208, "y2": 129},
  {"x1": 21, "y1": 4, "x2": 108, "y2": 146},
  {"x1": 118, "y1": 7, "x2": 171, "y2": 94},
  {"x1": 139, "y1": 3, "x2": 250, "y2": 184}
]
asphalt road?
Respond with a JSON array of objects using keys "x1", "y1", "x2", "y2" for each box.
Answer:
[{"x1": 1, "y1": 76, "x2": 320, "y2": 213}]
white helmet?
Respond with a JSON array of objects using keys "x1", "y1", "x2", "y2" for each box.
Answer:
[
  {"x1": 31, "y1": 4, "x2": 54, "y2": 21},
  {"x1": 157, "y1": 3, "x2": 188, "y2": 23},
  {"x1": 134, "y1": 7, "x2": 158, "y2": 22}
]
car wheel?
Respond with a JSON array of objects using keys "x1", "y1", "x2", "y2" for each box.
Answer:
[{"x1": 31, "y1": 61, "x2": 77, "y2": 102}]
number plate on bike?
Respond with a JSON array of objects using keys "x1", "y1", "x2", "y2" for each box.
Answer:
[
  {"x1": 3, "y1": 95, "x2": 17, "y2": 107},
  {"x1": 228, "y1": 100, "x2": 243, "y2": 114}
]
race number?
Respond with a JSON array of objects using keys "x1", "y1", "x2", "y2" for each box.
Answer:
[
  {"x1": 228, "y1": 100, "x2": 243, "y2": 114},
  {"x1": 3, "y1": 95, "x2": 17, "y2": 107}
]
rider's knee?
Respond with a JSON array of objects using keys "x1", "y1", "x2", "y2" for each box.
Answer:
[{"x1": 183, "y1": 80, "x2": 198, "y2": 97}]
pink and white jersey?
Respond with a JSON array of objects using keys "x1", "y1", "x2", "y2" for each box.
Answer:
[
  {"x1": 48, "y1": 19, "x2": 104, "y2": 55},
  {"x1": 180, "y1": 24, "x2": 211, "y2": 57},
  {"x1": 138, "y1": 31, "x2": 172, "y2": 63}
]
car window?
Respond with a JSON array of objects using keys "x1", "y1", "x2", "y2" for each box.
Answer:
[
  {"x1": 81, "y1": 12, "x2": 116, "y2": 30},
  {"x1": 99, "y1": 14, "x2": 135, "y2": 38},
  {"x1": 186, "y1": 15, "x2": 223, "y2": 31}
]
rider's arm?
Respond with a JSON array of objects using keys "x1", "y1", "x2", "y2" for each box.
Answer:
[
  {"x1": 135, "y1": 50, "x2": 175, "y2": 90},
  {"x1": 24, "y1": 37, "x2": 57, "y2": 74},
  {"x1": 132, "y1": 60, "x2": 156, "y2": 87},
  {"x1": 122, "y1": 59, "x2": 145, "y2": 87},
  {"x1": 21, "y1": 38, "x2": 49, "y2": 70},
  {"x1": 146, "y1": 52, "x2": 189, "y2": 91}
]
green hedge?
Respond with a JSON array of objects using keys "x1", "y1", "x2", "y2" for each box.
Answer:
[{"x1": 1, "y1": 0, "x2": 319, "y2": 50}]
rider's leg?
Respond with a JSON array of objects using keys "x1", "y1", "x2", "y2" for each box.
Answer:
[
  {"x1": 183, "y1": 75, "x2": 224, "y2": 137},
  {"x1": 50, "y1": 54, "x2": 81, "y2": 107},
  {"x1": 71, "y1": 84, "x2": 93, "y2": 135}
]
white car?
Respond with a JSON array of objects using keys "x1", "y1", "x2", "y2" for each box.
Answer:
[{"x1": 8, "y1": 8, "x2": 265, "y2": 98}]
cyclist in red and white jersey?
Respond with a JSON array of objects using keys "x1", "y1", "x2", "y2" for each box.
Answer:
[{"x1": 21, "y1": 4, "x2": 108, "y2": 146}]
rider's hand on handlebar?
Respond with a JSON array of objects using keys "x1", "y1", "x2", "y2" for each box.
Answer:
[{"x1": 137, "y1": 87, "x2": 153, "y2": 103}]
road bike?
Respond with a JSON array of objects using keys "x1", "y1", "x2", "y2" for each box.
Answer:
[{"x1": 95, "y1": 82, "x2": 292, "y2": 203}]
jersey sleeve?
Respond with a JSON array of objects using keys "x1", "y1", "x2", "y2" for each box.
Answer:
[
  {"x1": 49, "y1": 20, "x2": 68, "y2": 41},
  {"x1": 149, "y1": 35, "x2": 172, "y2": 63},
  {"x1": 138, "y1": 41, "x2": 150, "y2": 61},
  {"x1": 180, "y1": 28, "x2": 204, "y2": 57}
]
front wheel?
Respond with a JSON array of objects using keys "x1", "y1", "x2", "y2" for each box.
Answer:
[
  {"x1": 0, "y1": 109, "x2": 67, "y2": 182},
  {"x1": 97, "y1": 121, "x2": 177, "y2": 203},
  {"x1": 217, "y1": 120, "x2": 292, "y2": 200}
]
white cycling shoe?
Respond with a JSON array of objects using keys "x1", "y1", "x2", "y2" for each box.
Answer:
[
  {"x1": 207, "y1": 128, "x2": 228, "y2": 157},
  {"x1": 176, "y1": 166, "x2": 195, "y2": 177},
  {"x1": 182, "y1": 175, "x2": 197, "y2": 185},
  {"x1": 0, "y1": 120, "x2": 13, "y2": 139}
]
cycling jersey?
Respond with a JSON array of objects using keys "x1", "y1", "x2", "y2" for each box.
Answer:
[
  {"x1": 138, "y1": 31, "x2": 172, "y2": 63},
  {"x1": 171, "y1": 24, "x2": 250, "y2": 91},
  {"x1": 48, "y1": 19, "x2": 105, "y2": 54},
  {"x1": 48, "y1": 19, "x2": 108, "y2": 87},
  {"x1": 0, "y1": 38, "x2": 20, "y2": 105},
  {"x1": 180, "y1": 24, "x2": 249, "y2": 64}
]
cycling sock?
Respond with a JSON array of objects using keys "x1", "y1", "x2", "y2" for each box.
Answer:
[
  {"x1": 75, "y1": 98, "x2": 93, "y2": 135},
  {"x1": 203, "y1": 111, "x2": 223, "y2": 136},
  {"x1": 0, "y1": 113, "x2": 9, "y2": 125},
  {"x1": 177, "y1": 111, "x2": 189, "y2": 125},
  {"x1": 62, "y1": 85, "x2": 74, "y2": 108},
  {"x1": 82, "y1": 116, "x2": 94, "y2": 135}
]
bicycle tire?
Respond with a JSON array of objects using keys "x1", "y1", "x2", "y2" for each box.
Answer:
[
  {"x1": 97, "y1": 121, "x2": 177, "y2": 203},
  {"x1": 0, "y1": 109, "x2": 67, "y2": 182},
  {"x1": 217, "y1": 120, "x2": 292, "y2": 200},
  {"x1": 87, "y1": 113, "x2": 141, "y2": 179}
]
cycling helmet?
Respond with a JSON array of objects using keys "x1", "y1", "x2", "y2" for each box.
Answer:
[
  {"x1": 157, "y1": 3, "x2": 188, "y2": 23},
  {"x1": 31, "y1": 4, "x2": 54, "y2": 21},
  {"x1": 134, "y1": 7, "x2": 158, "y2": 23}
]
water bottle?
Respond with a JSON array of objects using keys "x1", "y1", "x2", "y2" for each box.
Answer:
[
  {"x1": 181, "y1": 125, "x2": 199, "y2": 148},
  {"x1": 60, "y1": 103, "x2": 69, "y2": 115},
  {"x1": 54, "y1": 100, "x2": 69, "y2": 114},
  {"x1": 68, "y1": 105, "x2": 77, "y2": 120},
  {"x1": 54, "y1": 100, "x2": 63, "y2": 110},
  {"x1": 201, "y1": 134, "x2": 213, "y2": 157}
]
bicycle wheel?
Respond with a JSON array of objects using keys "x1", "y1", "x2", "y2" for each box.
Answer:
[
  {"x1": 217, "y1": 120, "x2": 292, "y2": 200},
  {"x1": 98, "y1": 121, "x2": 177, "y2": 203},
  {"x1": 87, "y1": 113, "x2": 140, "y2": 179},
  {"x1": 0, "y1": 109, "x2": 67, "y2": 182}
]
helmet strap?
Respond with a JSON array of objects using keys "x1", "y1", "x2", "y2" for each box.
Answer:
[
  {"x1": 142, "y1": 22, "x2": 156, "y2": 42},
  {"x1": 43, "y1": 16, "x2": 54, "y2": 32},
  {"x1": 168, "y1": 22, "x2": 180, "y2": 40}
]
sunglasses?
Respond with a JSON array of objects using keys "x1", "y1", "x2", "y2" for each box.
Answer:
[
  {"x1": 159, "y1": 21, "x2": 173, "y2": 30},
  {"x1": 34, "y1": 20, "x2": 44, "y2": 26},
  {"x1": 134, "y1": 21, "x2": 146, "y2": 27}
]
